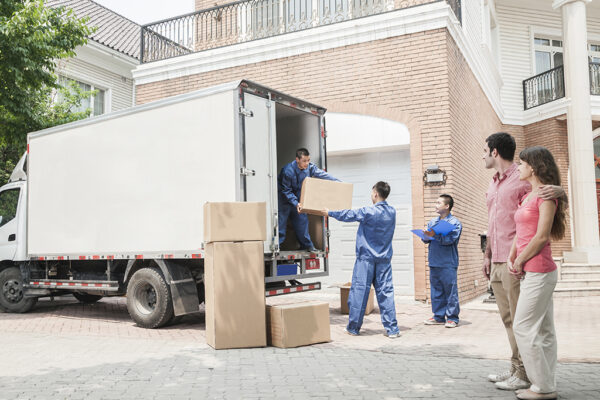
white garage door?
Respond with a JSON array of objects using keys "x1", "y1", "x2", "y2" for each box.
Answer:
[{"x1": 325, "y1": 150, "x2": 414, "y2": 295}]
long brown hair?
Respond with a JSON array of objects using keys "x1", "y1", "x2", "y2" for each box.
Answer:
[{"x1": 519, "y1": 146, "x2": 567, "y2": 240}]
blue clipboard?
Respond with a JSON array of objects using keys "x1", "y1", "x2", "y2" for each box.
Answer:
[
  {"x1": 411, "y1": 229, "x2": 431, "y2": 241},
  {"x1": 431, "y1": 219, "x2": 454, "y2": 236}
]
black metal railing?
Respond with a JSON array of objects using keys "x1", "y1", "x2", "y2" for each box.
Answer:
[
  {"x1": 590, "y1": 62, "x2": 600, "y2": 95},
  {"x1": 523, "y1": 62, "x2": 600, "y2": 110},
  {"x1": 140, "y1": 0, "x2": 461, "y2": 63},
  {"x1": 523, "y1": 66, "x2": 565, "y2": 110}
]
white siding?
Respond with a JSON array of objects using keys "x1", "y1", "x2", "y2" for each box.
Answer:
[
  {"x1": 56, "y1": 57, "x2": 134, "y2": 113},
  {"x1": 497, "y1": 2, "x2": 600, "y2": 121}
]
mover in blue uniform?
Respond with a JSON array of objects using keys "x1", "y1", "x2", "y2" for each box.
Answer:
[
  {"x1": 278, "y1": 148, "x2": 339, "y2": 251},
  {"x1": 422, "y1": 194, "x2": 463, "y2": 328},
  {"x1": 322, "y1": 181, "x2": 401, "y2": 338}
]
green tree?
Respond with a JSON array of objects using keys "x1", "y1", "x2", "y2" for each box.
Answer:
[{"x1": 0, "y1": 0, "x2": 94, "y2": 182}]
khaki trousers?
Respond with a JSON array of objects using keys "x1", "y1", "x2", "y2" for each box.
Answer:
[
  {"x1": 514, "y1": 270, "x2": 558, "y2": 394},
  {"x1": 490, "y1": 262, "x2": 528, "y2": 381}
]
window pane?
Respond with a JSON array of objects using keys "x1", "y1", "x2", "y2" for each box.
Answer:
[
  {"x1": 535, "y1": 51, "x2": 551, "y2": 74},
  {"x1": 93, "y1": 89, "x2": 105, "y2": 116},
  {"x1": 595, "y1": 138, "x2": 600, "y2": 180},
  {"x1": 0, "y1": 189, "x2": 20, "y2": 228},
  {"x1": 534, "y1": 38, "x2": 550, "y2": 46},
  {"x1": 552, "y1": 40, "x2": 562, "y2": 47},
  {"x1": 591, "y1": 44, "x2": 600, "y2": 52},
  {"x1": 553, "y1": 52, "x2": 563, "y2": 67}
]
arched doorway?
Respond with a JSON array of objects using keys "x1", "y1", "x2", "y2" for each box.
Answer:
[{"x1": 324, "y1": 112, "x2": 414, "y2": 295}]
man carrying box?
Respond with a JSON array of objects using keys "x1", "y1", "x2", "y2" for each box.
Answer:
[
  {"x1": 278, "y1": 148, "x2": 339, "y2": 252},
  {"x1": 422, "y1": 194, "x2": 463, "y2": 328},
  {"x1": 321, "y1": 181, "x2": 400, "y2": 338}
]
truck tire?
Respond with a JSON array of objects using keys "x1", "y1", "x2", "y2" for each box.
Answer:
[
  {"x1": 73, "y1": 292, "x2": 103, "y2": 304},
  {"x1": 0, "y1": 267, "x2": 37, "y2": 313},
  {"x1": 126, "y1": 267, "x2": 174, "y2": 328}
]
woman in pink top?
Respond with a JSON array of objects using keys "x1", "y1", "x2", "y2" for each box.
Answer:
[{"x1": 508, "y1": 146, "x2": 566, "y2": 400}]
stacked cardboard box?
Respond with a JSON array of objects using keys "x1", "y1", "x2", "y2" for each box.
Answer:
[
  {"x1": 266, "y1": 301, "x2": 331, "y2": 348},
  {"x1": 204, "y1": 202, "x2": 267, "y2": 350}
]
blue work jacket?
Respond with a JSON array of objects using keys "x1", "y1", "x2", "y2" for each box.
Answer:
[
  {"x1": 277, "y1": 160, "x2": 338, "y2": 207},
  {"x1": 423, "y1": 213, "x2": 462, "y2": 268},
  {"x1": 329, "y1": 201, "x2": 396, "y2": 261}
]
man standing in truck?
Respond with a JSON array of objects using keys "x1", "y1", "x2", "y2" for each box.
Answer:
[{"x1": 278, "y1": 148, "x2": 339, "y2": 252}]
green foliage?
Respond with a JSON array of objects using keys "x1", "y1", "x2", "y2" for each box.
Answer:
[{"x1": 0, "y1": 0, "x2": 94, "y2": 183}]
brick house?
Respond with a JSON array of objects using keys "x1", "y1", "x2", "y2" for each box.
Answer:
[{"x1": 130, "y1": 0, "x2": 600, "y2": 301}]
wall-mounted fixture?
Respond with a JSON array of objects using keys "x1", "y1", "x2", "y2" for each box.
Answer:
[{"x1": 423, "y1": 165, "x2": 447, "y2": 186}]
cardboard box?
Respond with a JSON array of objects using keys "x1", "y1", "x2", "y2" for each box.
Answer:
[
  {"x1": 340, "y1": 282, "x2": 375, "y2": 315},
  {"x1": 266, "y1": 301, "x2": 330, "y2": 348},
  {"x1": 204, "y1": 202, "x2": 266, "y2": 243},
  {"x1": 299, "y1": 178, "x2": 353, "y2": 215},
  {"x1": 205, "y1": 241, "x2": 266, "y2": 350}
]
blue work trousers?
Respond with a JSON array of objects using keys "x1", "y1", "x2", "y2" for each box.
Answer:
[
  {"x1": 278, "y1": 201, "x2": 313, "y2": 248},
  {"x1": 429, "y1": 266, "x2": 460, "y2": 323},
  {"x1": 347, "y1": 258, "x2": 399, "y2": 335}
]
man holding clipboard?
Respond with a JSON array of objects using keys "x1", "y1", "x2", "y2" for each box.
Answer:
[{"x1": 413, "y1": 194, "x2": 462, "y2": 328}]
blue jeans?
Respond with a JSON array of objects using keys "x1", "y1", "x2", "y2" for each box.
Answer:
[
  {"x1": 429, "y1": 266, "x2": 460, "y2": 323},
  {"x1": 347, "y1": 258, "x2": 399, "y2": 335}
]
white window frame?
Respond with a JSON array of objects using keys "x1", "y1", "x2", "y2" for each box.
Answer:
[{"x1": 57, "y1": 75, "x2": 110, "y2": 117}]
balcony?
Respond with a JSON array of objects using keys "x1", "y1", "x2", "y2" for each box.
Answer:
[
  {"x1": 140, "y1": 0, "x2": 462, "y2": 63},
  {"x1": 523, "y1": 62, "x2": 600, "y2": 110}
]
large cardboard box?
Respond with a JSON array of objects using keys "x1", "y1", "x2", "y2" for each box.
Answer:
[
  {"x1": 279, "y1": 214, "x2": 324, "y2": 251},
  {"x1": 299, "y1": 178, "x2": 353, "y2": 215},
  {"x1": 340, "y1": 282, "x2": 375, "y2": 315},
  {"x1": 266, "y1": 301, "x2": 330, "y2": 348},
  {"x1": 205, "y1": 241, "x2": 266, "y2": 349},
  {"x1": 204, "y1": 202, "x2": 266, "y2": 243}
]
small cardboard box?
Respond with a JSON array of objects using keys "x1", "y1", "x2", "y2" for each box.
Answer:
[
  {"x1": 299, "y1": 178, "x2": 353, "y2": 215},
  {"x1": 204, "y1": 202, "x2": 266, "y2": 243},
  {"x1": 340, "y1": 282, "x2": 375, "y2": 315},
  {"x1": 266, "y1": 301, "x2": 330, "y2": 348},
  {"x1": 205, "y1": 241, "x2": 266, "y2": 350}
]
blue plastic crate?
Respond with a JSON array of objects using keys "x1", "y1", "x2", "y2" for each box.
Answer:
[{"x1": 277, "y1": 263, "x2": 298, "y2": 276}]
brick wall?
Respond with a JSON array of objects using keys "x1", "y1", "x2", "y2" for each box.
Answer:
[
  {"x1": 443, "y1": 34, "x2": 501, "y2": 302},
  {"x1": 136, "y1": 28, "x2": 500, "y2": 302}
]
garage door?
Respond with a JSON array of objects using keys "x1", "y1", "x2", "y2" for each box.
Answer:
[{"x1": 325, "y1": 150, "x2": 414, "y2": 295}]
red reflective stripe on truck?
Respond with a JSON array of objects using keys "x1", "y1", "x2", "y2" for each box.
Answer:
[
  {"x1": 79, "y1": 256, "x2": 86, "y2": 260},
  {"x1": 38, "y1": 257, "x2": 44, "y2": 261},
  {"x1": 321, "y1": 127, "x2": 325, "y2": 138},
  {"x1": 192, "y1": 254, "x2": 202, "y2": 259},
  {"x1": 107, "y1": 255, "x2": 114, "y2": 260},
  {"x1": 92, "y1": 255, "x2": 100, "y2": 260},
  {"x1": 57, "y1": 256, "x2": 64, "y2": 260},
  {"x1": 135, "y1": 255, "x2": 143, "y2": 259}
]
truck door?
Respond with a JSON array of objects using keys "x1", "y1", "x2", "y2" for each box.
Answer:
[
  {"x1": 242, "y1": 93, "x2": 277, "y2": 251},
  {"x1": 0, "y1": 186, "x2": 21, "y2": 261}
]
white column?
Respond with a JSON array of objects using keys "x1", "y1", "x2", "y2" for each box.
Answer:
[{"x1": 553, "y1": 0, "x2": 600, "y2": 263}]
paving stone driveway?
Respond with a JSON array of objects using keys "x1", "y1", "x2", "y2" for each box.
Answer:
[{"x1": 0, "y1": 292, "x2": 598, "y2": 399}]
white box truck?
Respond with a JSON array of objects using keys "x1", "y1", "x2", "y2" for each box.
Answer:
[{"x1": 0, "y1": 80, "x2": 330, "y2": 328}]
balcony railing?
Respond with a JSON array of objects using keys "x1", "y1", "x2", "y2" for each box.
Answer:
[
  {"x1": 140, "y1": 0, "x2": 462, "y2": 63},
  {"x1": 523, "y1": 62, "x2": 600, "y2": 110}
]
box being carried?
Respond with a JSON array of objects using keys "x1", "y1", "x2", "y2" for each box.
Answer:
[
  {"x1": 266, "y1": 301, "x2": 330, "y2": 348},
  {"x1": 299, "y1": 178, "x2": 353, "y2": 215},
  {"x1": 340, "y1": 282, "x2": 375, "y2": 315},
  {"x1": 204, "y1": 202, "x2": 266, "y2": 243}
]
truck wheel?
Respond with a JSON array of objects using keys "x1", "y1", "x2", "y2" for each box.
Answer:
[
  {"x1": 0, "y1": 267, "x2": 37, "y2": 313},
  {"x1": 73, "y1": 292, "x2": 103, "y2": 304},
  {"x1": 126, "y1": 267, "x2": 174, "y2": 328}
]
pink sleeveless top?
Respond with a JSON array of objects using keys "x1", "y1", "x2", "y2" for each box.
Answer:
[{"x1": 514, "y1": 195, "x2": 557, "y2": 273}]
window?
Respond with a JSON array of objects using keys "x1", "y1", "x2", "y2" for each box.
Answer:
[
  {"x1": 0, "y1": 189, "x2": 20, "y2": 228},
  {"x1": 534, "y1": 36, "x2": 563, "y2": 74},
  {"x1": 57, "y1": 76, "x2": 106, "y2": 117}
]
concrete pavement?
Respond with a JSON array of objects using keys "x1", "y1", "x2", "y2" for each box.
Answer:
[{"x1": 0, "y1": 288, "x2": 598, "y2": 399}]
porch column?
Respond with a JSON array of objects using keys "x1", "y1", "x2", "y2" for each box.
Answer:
[{"x1": 553, "y1": 0, "x2": 600, "y2": 263}]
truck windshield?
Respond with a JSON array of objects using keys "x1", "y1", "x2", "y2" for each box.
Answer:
[{"x1": 0, "y1": 188, "x2": 19, "y2": 227}]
